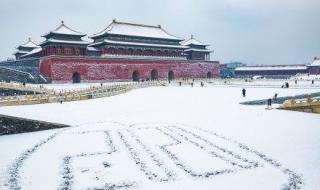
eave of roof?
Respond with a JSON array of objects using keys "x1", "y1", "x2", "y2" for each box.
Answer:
[
  {"x1": 182, "y1": 36, "x2": 209, "y2": 46},
  {"x1": 90, "y1": 19, "x2": 184, "y2": 41},
  {"x1": 42, "y1": 21, "x2": 86, "y2": 38},
  {"x1": 90, "y1": 39, "x2": 188, "y2": 49},
  {"x1": 16, "y1": 38, "x2": 39, "y2": 49},
  {"x1": 20, "y1": 47, "x2": 42, "y2": 58},
  {"x1": 40, "y1": 39, "x2": 90, "y2": 46},
  {"x1": 309, "y1": 59, "x2": 320, "y2": 67},
  {"x1": 184, "y1": 48, "x2": 212, "y2": 53}
]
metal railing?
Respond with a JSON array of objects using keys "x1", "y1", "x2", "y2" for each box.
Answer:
[
  {"x1": 280, "y1": 97, "x2": 320, "y2": 113},
  {"x1": 0, "y1": 81, "x2": 166, "y2": 106}
]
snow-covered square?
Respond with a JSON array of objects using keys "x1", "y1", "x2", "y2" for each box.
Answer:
[{"x1": 0, "y1": 82, "x2": 320, "y2": 190}]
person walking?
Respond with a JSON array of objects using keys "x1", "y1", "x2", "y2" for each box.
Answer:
[
  {"x1": 267, "y1": 98, "x2": 272, "y2": 109},
  {"x1": 273, "y1": 93, "x2": 278, "y2": 101},
  {"x1": 242, "y1": 88, "x2": 246, "y2": 97}
]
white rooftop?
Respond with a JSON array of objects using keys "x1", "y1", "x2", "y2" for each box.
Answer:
[
  {"x1": 235, "y1": 65, "x2": 308, "y2": 71},
  {"x1": 184, "y1": 48, "x2": 212, "y2": 53},
  {"x1": 90, "y1": 20, "x2": 183, "y2": 40},
  {"x1": 20, "y1": 47, "x2": 42, "y2": 58},
  {"x1": 91, "y1": 39, "x2": 188, "y2": 49},
  {"x1": 40, "y1": 39, "x2": 90, "y2": 46},
  {"x1": 309, "y1": 59, "x2": 320, "y2": 67},
  {"x1": 182, "y1": 35, "x2": 209, "y2": 46},
  {"x1": 42, "y1": 21, "x2": 86, "y2": 37},
  {"x1": 18, "y1": 38, "x2": 39, "y2": 49}
]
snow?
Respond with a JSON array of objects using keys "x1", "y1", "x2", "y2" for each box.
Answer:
[
  {"x1": 101, "y1": 54, "x2": 187, "y2": 61},
  {"x1": 101, "y1": 39, "x2": 187, "y2": 49},
  {"x1": 291, "y1": 74, "x2": 320, "y2": 80},
  {"x1": 184, "y1": 48, "x2": 212, "y2": 52},
  {"x1": 0, "y1": 84, "x2": 320, "y2": 190},
  {"x1": 235, "y1": 66, "x2": 307, "y2": 71},
  {"x1": 182, "y1": 37, "x2": 208, "y2": 46},
  {"x1": 20, "y1": 47, "x2": 42, "y2": 58},
  {"x1": 40, "y1": 39, "x2": 90, "y2": 46},
  {"x1": 309, "y1": 59, "x2": 320, "y2": 67},
  {"x1": 19, "y1": 38, "x2": 39, "y2": 49},
  {"x1": 43, "y1": 22, "x2": 85, "y2": 37},
  {"x1": 90, "y1": 20, "x2": 183, "y2": 40},
  {"x1": 87, "y1": 47, "x2": 100, "y2": 52},
  {"x1": 13, "y1": 50, "x2": 28, "y2": 55}
]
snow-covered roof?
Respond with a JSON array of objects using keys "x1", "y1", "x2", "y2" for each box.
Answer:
[
  {"x1": 182, "y1": 35, "x2": 209, "y2": 46},
  {"x1": 20, "y1": 47, "x2": 42, "y2": 58},
  {"x1": 13, "y1": 50, "x2": 29, "y2": 55},
  {"x1": 309, "y1": 59, "x2": 320, "y2": 67},
  {"x1": 90, "y1": 19, "x2": 183, "y2": 41},
  {"x1": 18, "y1": 38, "x2": 39, "y2": 49},
  {"x1": 91, "y1": 39, "x2": 188, "y2": 49},
  {"x1": 40, "y1": 39, "x2": 90, "y2": 46},
  {"x1": 42, "y1": 21, "x2": 86, "y2": 38},
  {"x1": 184, "y1": 48, "x2": 212, "y2": 53},
  {"x1": 235, "y1": 65, "x2": 308, "y2": 71},
  {"x1": 102, "y1": 54, "x2": 187, "y2": 61},
  {"x1": 87, "y1": 47, "x2": 100, "y2": 52}
]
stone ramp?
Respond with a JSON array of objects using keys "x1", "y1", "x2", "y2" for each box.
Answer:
[
  {"x1": 0, "y1": 58, "x2": 46, "y2": 83},
  {"x1": 0, "y1": 114, "x2": 69, "y2": 135}
]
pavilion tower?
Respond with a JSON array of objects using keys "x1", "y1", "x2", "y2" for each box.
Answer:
[
  {"x1": 39, "y1": 21, "x2": 90, "y2": 56},
  {"x1": 89, "y1": 19, "x2": 187, "y2": 59},
  {"x1": 14, "y1": 38, "x2": 39, "y2": 60},
  {"x1": 182, "y1": 35, "x2": 212, "y2": 61}
]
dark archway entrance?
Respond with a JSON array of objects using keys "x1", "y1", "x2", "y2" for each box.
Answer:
[
  {"x1": 168, "y1": 70, "x2": 174, "y2": 81},
  {"x1": 207, "y1": 72, "x2": 212, "y2": 78},
  {"x1": 72, "y1": 72, "x2": 81, "y2": 83},
  {"x1": 132, "y1": 70, "x2": 140, "y2": 82},
  {"x1": 151, "y1": 69, "x2": 158, "y2": 80}
]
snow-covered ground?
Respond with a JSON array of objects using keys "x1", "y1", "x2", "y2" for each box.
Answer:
[
  {"x1": 291, "y1": 74, "x2": 320, "y2": 80},
  {"x1": 0, "y1": 85, "x2": 320, "y2": 190},
  {"x1": 25, "y1": 79, "x2": 320, "y2": 92}
]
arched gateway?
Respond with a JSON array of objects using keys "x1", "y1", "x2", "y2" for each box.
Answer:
[
  {"x1": 168, "y1": 71, "x2": 174, "y2": 81},
  {"x1": 132, "y1": 70, "x2": 140, "y2": 82},
  {"x1": 207, "y1": 72, "x2": 212, "y2": 78},
  {"x1": 72, "y1": 72, "x2": 81, "y2": 83},
  {"x1": 151, "y1": 70, "x2": 158, "y2": 80}
]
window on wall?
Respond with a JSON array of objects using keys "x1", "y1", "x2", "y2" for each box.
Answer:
[
  {"x1": 128, "y1": 48, "x2": 133, "y2": 55},
  {"x1": 57, "y1": 48, "x2": 62, "y2": 54},
  {"x1": 75, "y1": 48, "x2": 80, "y2": 55},
  {"x1": 65, "y1": 48, "x2": 72, "y2": 55}
]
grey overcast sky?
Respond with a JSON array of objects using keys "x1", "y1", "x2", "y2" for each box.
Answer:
[{"x1": 0, "y1": 0, "x2": 319, "y2": 65}]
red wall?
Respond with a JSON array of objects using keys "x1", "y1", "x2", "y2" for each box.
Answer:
[{"x1": 39, "y1": 56, "x2": 220, "y2": 83}]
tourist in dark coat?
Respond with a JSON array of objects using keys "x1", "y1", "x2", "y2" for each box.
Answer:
[
  {"x1": 267, "y1": 98, "x2": 272, "y2": 109},
  {"x1": 242, "y1": 88, "x2": 246, "y2": 97}
]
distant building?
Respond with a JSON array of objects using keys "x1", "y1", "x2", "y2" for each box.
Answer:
[
  {"x1": 13, "y1": 38, "x2": 40, "y2": 60},
  {"x1": 308, "y1": 57, "x2": 320, "y2": 75},
  {"x1": 220, "y1": 62, "x2": 246, "y2": 78},
  {"x1": 181, "y1": 35, "x2": 212, "y2": 61},
  {"x1": 2, "y1": 20, "x2": 219, "y2": 83},
  {"x1": 234, "y1": 65, "x2": 308, "y2": 78}
]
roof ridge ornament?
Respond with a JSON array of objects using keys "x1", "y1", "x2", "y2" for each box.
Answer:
[
  {"x1": 61, "y1": 20, "x2": 64, "y2": 25},
  {"x1": 191, "y1": 34, "x2": 194, "y2": 39}
]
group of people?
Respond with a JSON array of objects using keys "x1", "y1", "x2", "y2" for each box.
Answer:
[
  {"x1": 281, "y1": 82, "x2": 290, "y2": 88},
  {"x1": 242, "y1": 88, "x2": 277, "y2": 109}
]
